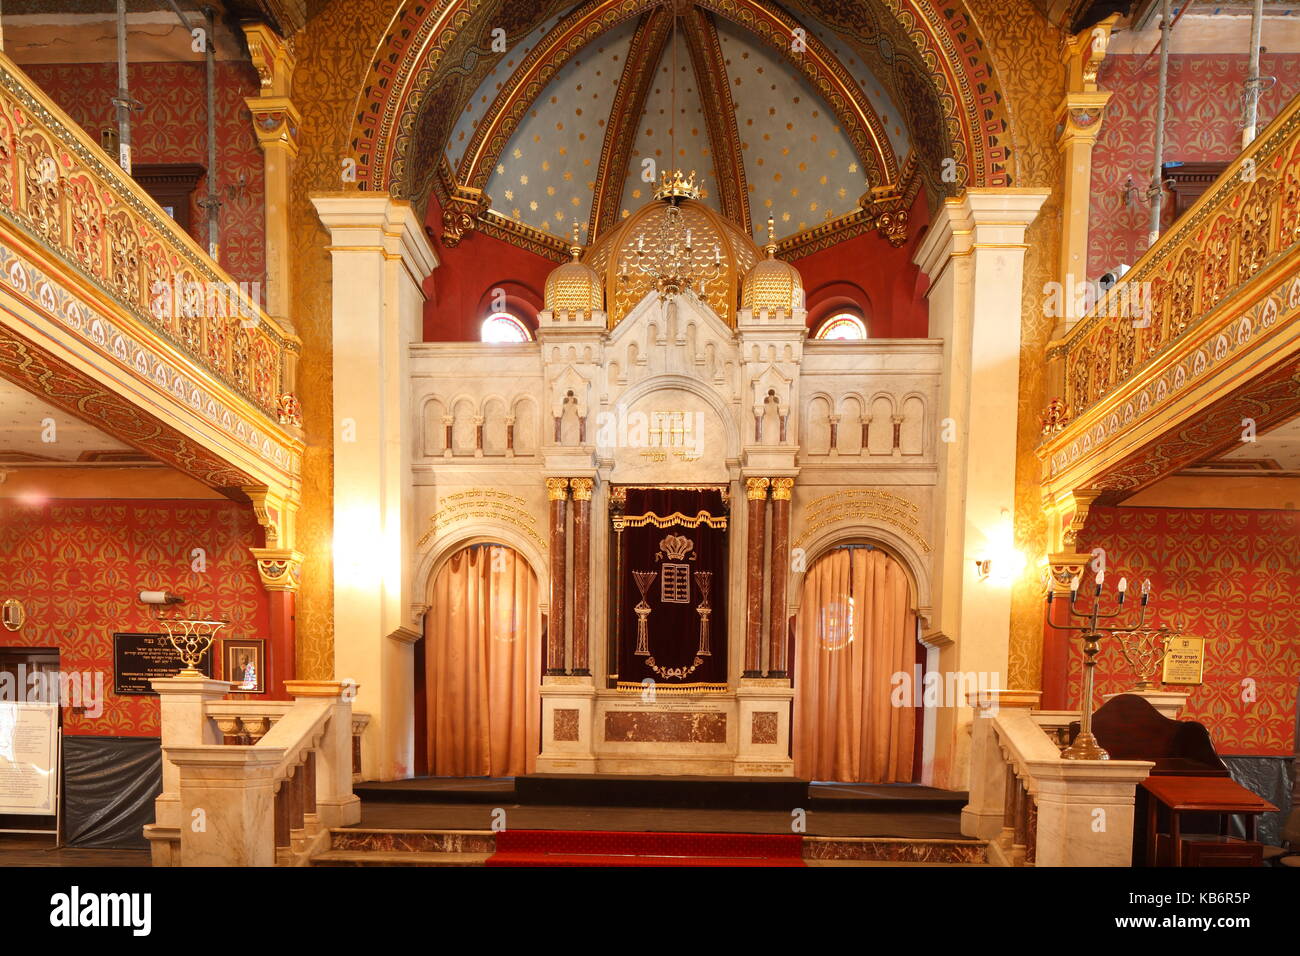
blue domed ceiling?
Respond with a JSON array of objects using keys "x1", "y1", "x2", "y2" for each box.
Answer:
[{"x1": 449, "y1": 2, "x2": 915, "y2": 249}]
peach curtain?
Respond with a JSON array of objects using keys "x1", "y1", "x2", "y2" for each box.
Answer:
[
  {"x1": 794, "y1": 547, "x2": 916, "y2": 783},
  {"x1": 426, "y1": 545, "x2": 540, "y2": 776}
]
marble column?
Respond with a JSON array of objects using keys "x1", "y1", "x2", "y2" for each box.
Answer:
[
  {"x1": 569, "y1": 477, "x2": 593, "y2": 676},
  {"x1": 743, "y1": 477, "x2": 769, "y2": 677},
  {"x1": 546, "y1": 478, "x2": 570, "y2": 675},
  {"x1": 767, "y1": 477, "x2": 793, "y2": 677}
]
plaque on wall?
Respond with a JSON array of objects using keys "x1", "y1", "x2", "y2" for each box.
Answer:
[
  {"x1": 113, "y1": 632, "x2": 213, "y2": 695},
  {"x1": 1161, "y1": 634, "x2": 1206, "y2": 686}
]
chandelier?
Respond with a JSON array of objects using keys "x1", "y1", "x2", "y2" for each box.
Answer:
[{"x1": 618, "y1": 179, "x2": 723, "y2": 300}]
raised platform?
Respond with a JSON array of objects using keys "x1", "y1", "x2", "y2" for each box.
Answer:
[{"x1": 354, "y1": 774, "x2": 966, "y2": 813}]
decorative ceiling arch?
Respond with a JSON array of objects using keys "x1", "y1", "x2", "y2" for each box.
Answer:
[
  {"x1": 452, "y1": 0, "x2": 900, "y2": 201},
  {"x1": 346, "y1": 0, "x2": 1014, "y2": 249}
]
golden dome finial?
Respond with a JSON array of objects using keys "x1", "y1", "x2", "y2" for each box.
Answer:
[
  {"x1": 545, "y1": 222, "x2": 603, "y2": 313},
  {"x1": 742, "y1": 215, "x2": 803, "y2": 314}
]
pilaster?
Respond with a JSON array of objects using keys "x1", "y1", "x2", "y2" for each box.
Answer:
[
  {"x1": 913, "y1": 187, "x2": 1048, "y2": 789},
  {"x1": 310, "y1": 193, "x2": 437, "y2": 780}
]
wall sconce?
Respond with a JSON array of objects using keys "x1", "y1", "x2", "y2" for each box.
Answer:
[{"x1": 973, "y1": 509, "x2": 1026, "y2": 585}]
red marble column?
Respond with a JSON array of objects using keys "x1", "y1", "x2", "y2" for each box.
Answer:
[
  {"x1": 266, "y1": 590, "x2": 296, "y2": 697},
  {"x1": 250, "y1": 549, "x2": 301, "y2": 699},
  {"x1": 569, "y1": 478, "x2": 593, "y2": 676},
  {"x1": 743, "y1": 477, "x2": 769, "y2": 678},
  {"x1": 545, "y1": 478, "x2": 570, "y2": 675},
  {"x1": 767, "y1": 477, "x2": 793, "y2": 677}
]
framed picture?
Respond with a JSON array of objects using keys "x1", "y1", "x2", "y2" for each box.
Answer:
[{"x1": 222, "y1": 639, "x2": 265, "y2": 694}]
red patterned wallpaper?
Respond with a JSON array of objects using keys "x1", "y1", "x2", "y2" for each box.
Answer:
[
  {"x1": 21, "y1": 61, "x2": 266, "y2": 289},
  {"x1": 0, "y1": 499, "x2": 270, "y2": 736},
  {"x1": 1088, "y1": 53, "x2": 1300, "y2": 279},
  {"x1": 1074, "y1": 505, "x2": 1300, "y2": 756}
]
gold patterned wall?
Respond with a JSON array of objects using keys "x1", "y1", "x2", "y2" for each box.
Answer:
[
  {"x1": 964, "y1": 0, "x2": 1065, "y2": 691},
  {"x1": 285, "y1": 1, "x2": 396, "y2": 679}
]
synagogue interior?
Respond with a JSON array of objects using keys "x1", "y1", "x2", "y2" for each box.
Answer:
[{"x1": 0, "y1": 0, "x2": 1296, "y2": 879}]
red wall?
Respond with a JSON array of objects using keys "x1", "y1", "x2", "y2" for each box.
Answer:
[
  {"x1": 1089, "y1": 52, "x2": 1300, "y2": 279},
  {"x1": 0, "y1": 499, "x2": 270, "y2": 736},
  {"x1": 422, "y1": 196, "x2": 552, "y2": 341},
  {"x1": 22, "y1": 60, "x2": 266, "y2": 289},
  {"x1": 421, "y1": 189, "x2": 931, "y2": 341},
  {"x1": 791, "y1": 188, "x2": 931, "y2": 339},
  {"x1": 1074, "y1": 505, "x2": 1300, "y2": 756}
]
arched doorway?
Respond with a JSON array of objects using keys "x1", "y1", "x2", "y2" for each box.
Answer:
[
  {"x1": 416, "y1": 544, "x2": 541, "y2": 777},
  {"x1": 793, "y1": 544, "x2": 918, "y2": 783}
]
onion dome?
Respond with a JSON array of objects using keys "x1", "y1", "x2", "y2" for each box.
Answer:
[
  {"x1": 741, "y1": 216, "x2": 803, "y2": 313},
  {"x1": 544, "y1": 222, "x2": 604, "y2": 312}
]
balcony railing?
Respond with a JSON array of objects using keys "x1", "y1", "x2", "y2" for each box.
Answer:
[
  {"x1": 1048, "y1": 90, "x2": 1300, "y2": 436},
  {"x1": 0, "y1": 50, "x2": 299, "y2": 426}
]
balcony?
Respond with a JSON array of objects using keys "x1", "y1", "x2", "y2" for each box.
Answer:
[
  {"x1": 0, "y1": 50, "x2": 301, "y2": 492},
  {"x1": 1040, "y1": 90, "x2": 1300, "y2": 512}
]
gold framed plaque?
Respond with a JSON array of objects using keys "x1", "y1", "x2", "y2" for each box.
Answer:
[{"x1": 1161, "y1": 634, "x2": 1206, "y2": 685}]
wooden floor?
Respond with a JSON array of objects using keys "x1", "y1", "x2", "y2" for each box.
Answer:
[{"x1": 0, "y1": 835, "x2": 150, "y2": 867}]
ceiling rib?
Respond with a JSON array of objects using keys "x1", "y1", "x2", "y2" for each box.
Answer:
[
  {"x1": 588, "y1": 8, "x2": 674, "y2": 241},
  {"x1": 683, "y1": 7, "x2": 752, "y2": 236}
]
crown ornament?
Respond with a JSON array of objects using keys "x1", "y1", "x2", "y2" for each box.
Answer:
[
  {"x1": 657, "y1": 533, "x2": 695, "y2": 561},
  {"x1": 653, "y1": 168, "x2": 702, "y2": 204}
]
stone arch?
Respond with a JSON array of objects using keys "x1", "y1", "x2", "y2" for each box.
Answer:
[
  {"x1": 791, "y1": 523, "x2": 933, "y2": 630},
  {"x1": 411, "y1": 524, "x2": 550, "y2": 627}
]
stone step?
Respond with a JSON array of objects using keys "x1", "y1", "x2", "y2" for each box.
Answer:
[
  {"x1": 327, "y1": 827, "x2": 496, "y2": 855},
  {"x1": 312, "y1": 849, "x2": 492, "y2": 866}
]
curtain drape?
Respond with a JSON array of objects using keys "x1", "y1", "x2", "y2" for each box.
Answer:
[
  {"x1": 793, "y1": 547, "x2": 916, "y2": 783},
  {"x1": 425, "y1": 545, "x2": 540, "y2": 777}
]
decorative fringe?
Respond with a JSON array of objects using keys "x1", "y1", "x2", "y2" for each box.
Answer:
[
  {"x1": 621, "y1": 510, "x2": 728, "y2": 530},
  {"x1": 614, "y1": 681, "x2": 728, "y2": 695}
]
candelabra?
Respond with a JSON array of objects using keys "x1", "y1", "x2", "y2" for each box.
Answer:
[
  {"x1": 160, "y1": 616, "x2": 228, "y2": 677},
  {"x1": 1046, "y1": 571, "x2": 1153, "y2": 760},
  {"x1": 1118, "y1": 625, "x2": 1176, "y2": 691},
  {"x1": 618, "y1": 169, "x2": 723, "y2": 301}
]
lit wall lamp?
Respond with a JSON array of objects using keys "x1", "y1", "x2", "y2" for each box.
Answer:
[{"x1": 973, "y1": 509, "x2": 1026, "y2": 584}]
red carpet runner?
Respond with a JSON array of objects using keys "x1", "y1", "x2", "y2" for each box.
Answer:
[{"x1": 486, "y1": 830, "x2": 805, "y2": 867}]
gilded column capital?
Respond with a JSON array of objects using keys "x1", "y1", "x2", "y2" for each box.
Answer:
[
  {"x1": 546, "y1": 477, "x2": 571, "y2": 500},
  {"x1": 1046, "y1": 552, "x2": 1095, "y2": 593},
  {"x1": 1055, "y1": 91, "x2": 1112, "y2": 149},
  {"x1": 246, "y1": 97, "x2": 302, "y2": 156},
  {"x1": 770, "y1": 477, "x2": 794, "y2": 501},
  {"x1": 250, "y1": 548, "x2": 303, "y2": 592},
  {"x1": 570, "y1": 477, "x2": 594, "y2": 501},
  {"x1": 745, "y1": 477, "x2": 770, "y2": 500}
]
